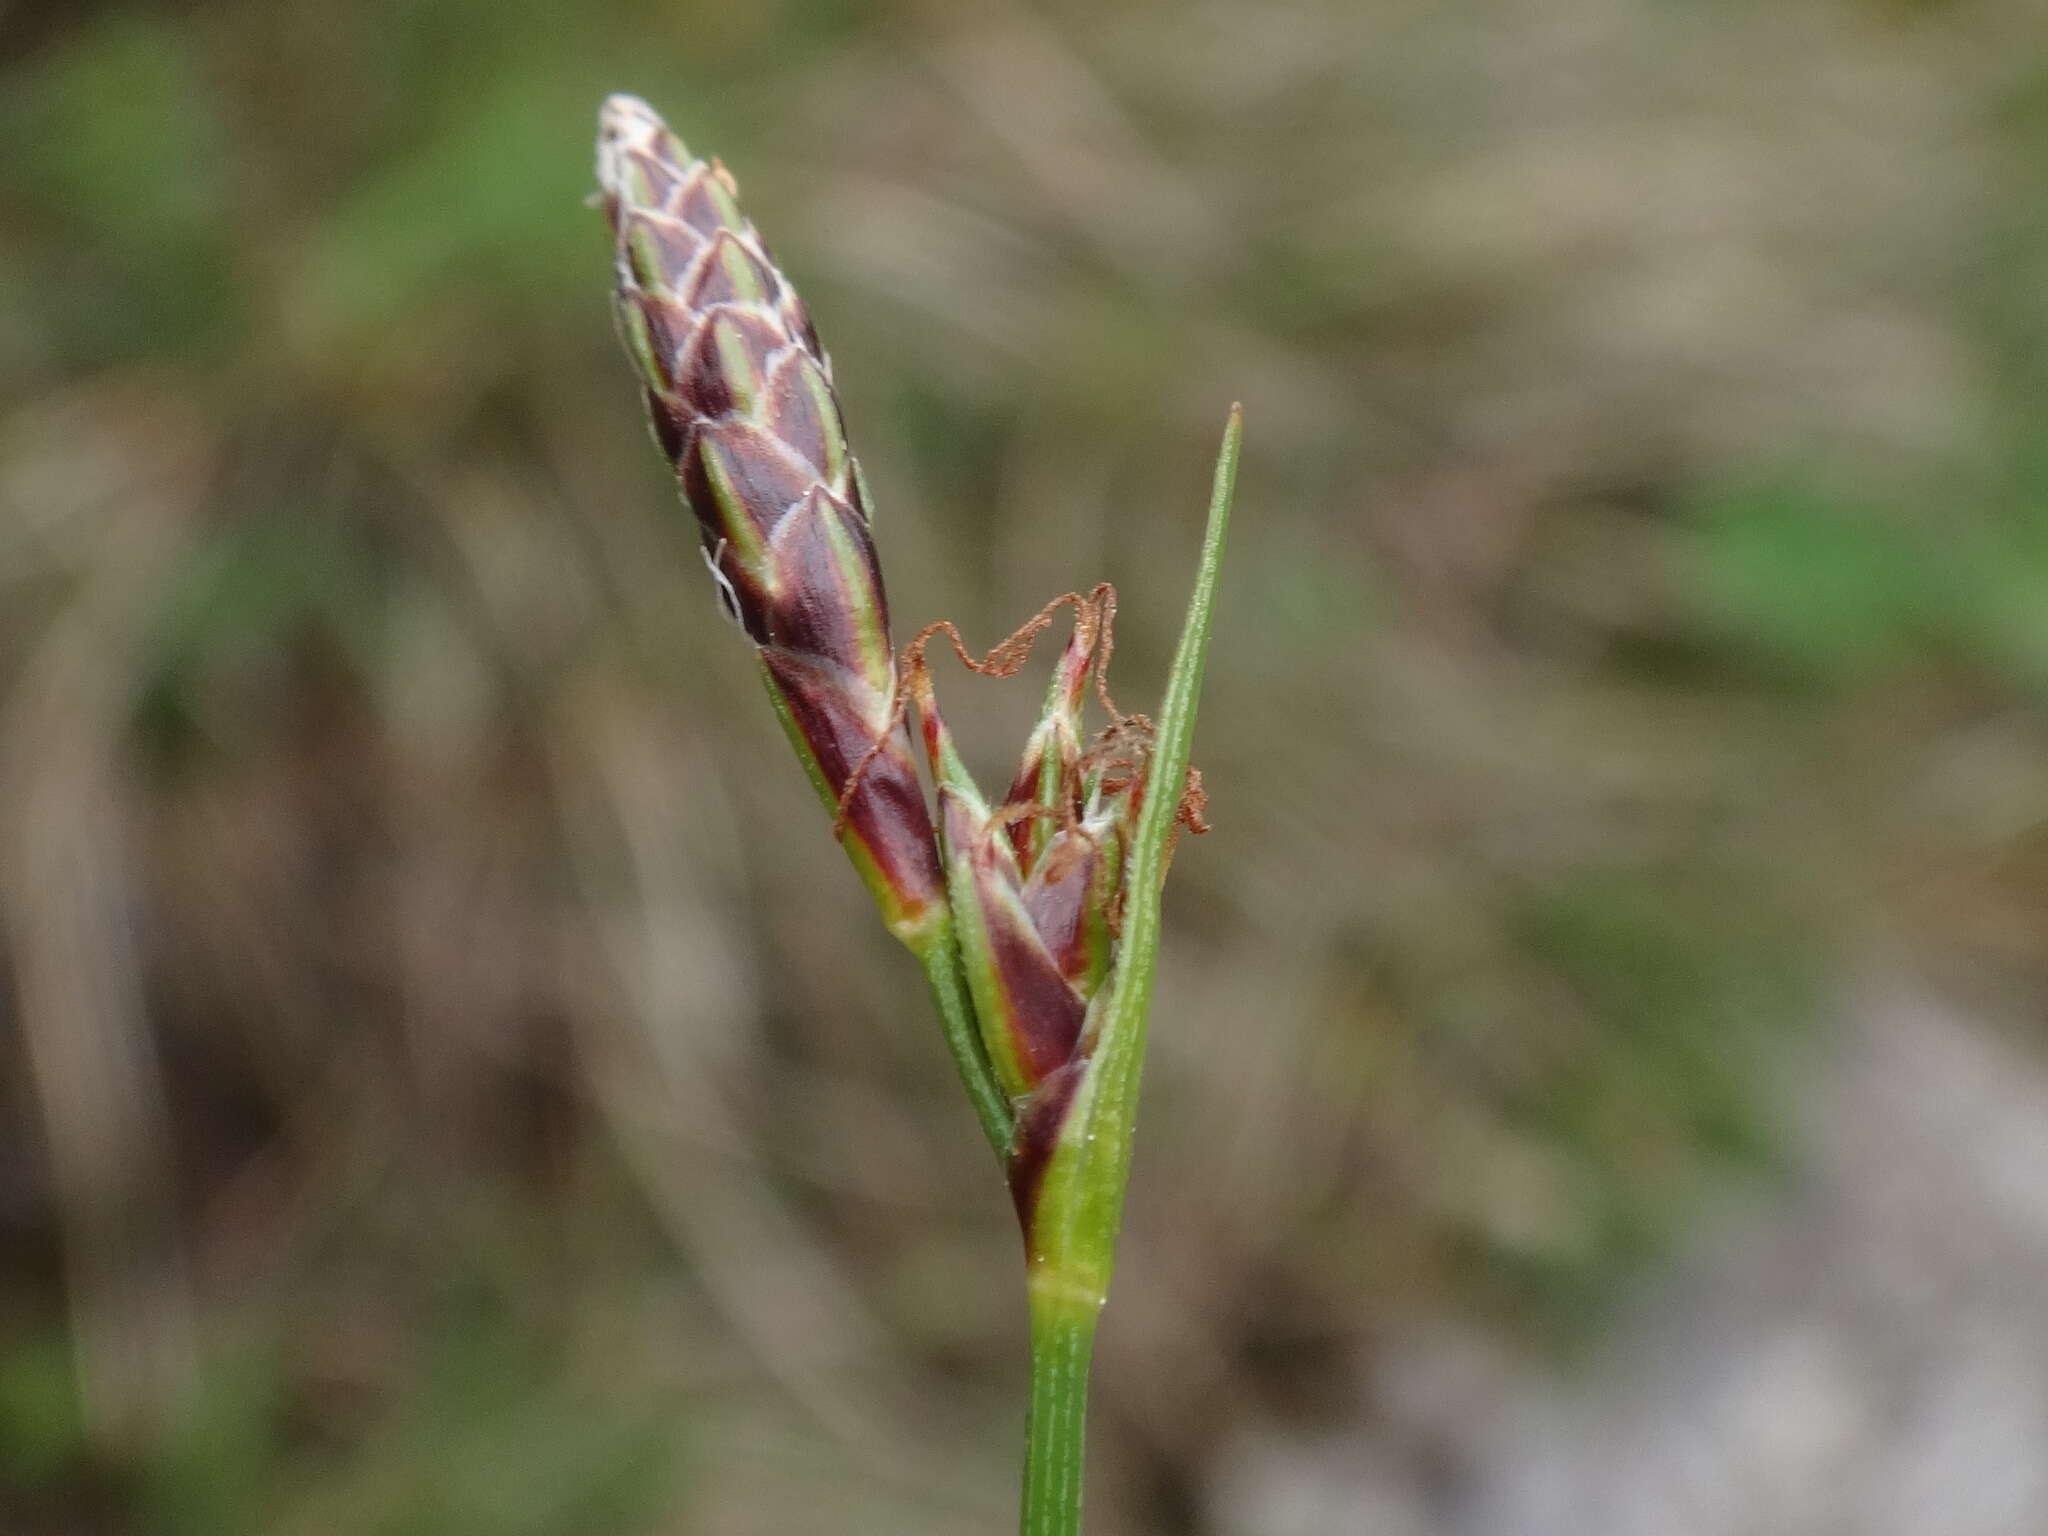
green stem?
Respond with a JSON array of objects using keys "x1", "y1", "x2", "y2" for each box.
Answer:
[
  {"x1": 1021, "y1": 1282, "x2": 1100, "y2": 1536},
  {"x1": 917, "y1": 918, "x2": 1015, "y2": 1157}
]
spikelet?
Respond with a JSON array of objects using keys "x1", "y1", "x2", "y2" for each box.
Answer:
[{"x1": 597, "y1": 95, "x2": 943, "y2": 943}]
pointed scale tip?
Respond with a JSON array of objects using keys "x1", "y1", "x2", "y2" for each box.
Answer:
[
  {"x1": 596, "y1": 93, "x2": 687, "y2": 193},
  {"x1": 598, "y1": 93, "x2": 663, "y2": 140}
]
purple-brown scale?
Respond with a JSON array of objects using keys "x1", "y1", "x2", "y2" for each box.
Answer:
[{"x1": 598, "y1": 94, "x2": 944, "y2": 939}]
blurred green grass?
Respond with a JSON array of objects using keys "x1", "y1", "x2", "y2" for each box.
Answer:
[{"x1": 6, "y1": 0, "x2": 2048, "y2": 1531}]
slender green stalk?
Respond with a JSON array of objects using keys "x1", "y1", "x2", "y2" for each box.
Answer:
[
  {"x1": 915, "y1": 918, "x2": 1016, "y2": 1155},
  {"x1": 1021, "y1": 1284, "x2": 1100, "y2": 1536}
]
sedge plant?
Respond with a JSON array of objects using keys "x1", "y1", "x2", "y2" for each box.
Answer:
[{"x1": 596, "y1": 95, "x2": 1238, "y2": 1536}]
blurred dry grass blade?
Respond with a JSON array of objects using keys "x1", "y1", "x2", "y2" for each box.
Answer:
[
  {"x1": 0, "y1": 381, "x2": 209, "y2": 1450},
  {"x1": 926, "y1": 5, "x2": 1230, "y2": 288},
  {"x1": 550, "y1": 681, "x2": 887, "y2": 1419}
]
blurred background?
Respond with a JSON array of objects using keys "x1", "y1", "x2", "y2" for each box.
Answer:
[{"x1": 7, "y1": 0, "x2": 2048, "y2": 1531}]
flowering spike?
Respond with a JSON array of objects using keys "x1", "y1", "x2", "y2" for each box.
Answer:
[
  {"x1": 1012, "y1": 406, "x2": 1238, "y2": 1270},
  {"x1": 597, "y1": 95, "x2": 945, "y2": 946},
  {"x1": 908, "y1": 655, "x2": 1087, "y2": 1100},
  {"x1": 890, "y1": 566, "x2": 1202, "y2": 1127}
]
